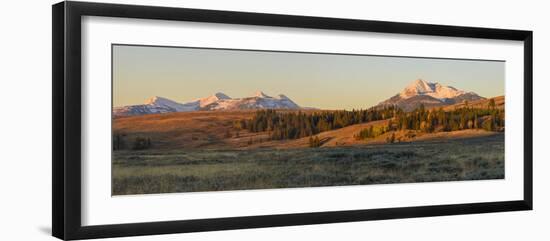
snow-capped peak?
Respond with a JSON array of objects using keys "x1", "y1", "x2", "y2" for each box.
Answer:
[
  {"x1": 375, "y1": 79, "x2": 484, "y2": 112},
  {"x1": 114, "y1": 91, "x2": 303, "y2": 117},
  {"x1": 203, "y1": 91, "x2": 300, "y2": 110},
  {"x1": 144, "y1": 96, "x2": 196, "y2": 112},
  {"x1": 196, "y1": 92, "x2": 231, "y2": 107},
  {"x1": 253, "y1": 91, "x2": 272, "y2": 98},
  {"x1": 410, "y1": 79, "x2": 434, "y2": 93},
  {"x1": 145, "y1": 96, "x2": 179, "y2": 107},
  {"x1": 399, "y1": 79, "x2": 465, "y2": 100}
]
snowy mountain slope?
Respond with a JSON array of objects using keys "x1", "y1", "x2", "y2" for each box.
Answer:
[
  {"x1": 113, "y1": 91, "x2": 302, "y2": 117},
  {"x1": 145, "y1": 96, "x2": 199, "y2": 112},
  {"x1": 113, "y1": 96, "x2": 199, "y2": 117},
  {"x1": 399, "y1": 79, "x2": 469, "y2": 100},
  {"x1": 377, "y1": 79, "x2": 485, "y2": 111},
  {"x1": 202, "y1": 91, "x2": 300, "y2": 111},
  {"x1": 194, "y1": 92, "x2": 231, "y2": 107}
]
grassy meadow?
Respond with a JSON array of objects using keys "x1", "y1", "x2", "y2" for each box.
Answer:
[{"x1": 112, "y1": 133, "x2": 504, "y2": 195}]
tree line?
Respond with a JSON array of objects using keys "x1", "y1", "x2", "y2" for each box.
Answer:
[
  {"x1": 113, "y1": 133, "x2": 153, "y2": 150},
  {"x1": 355, "y1": 99, "x2": 504, "y2": 141},
  {"x1": 238, "y1": 107, "x2": 398, "y2": 140},
  {"x1": 389, "y1": 103, "x2": 504, "y2": 133},
  {"x1": 241, "y1": 99, "x2": 504, "y2": 143}
]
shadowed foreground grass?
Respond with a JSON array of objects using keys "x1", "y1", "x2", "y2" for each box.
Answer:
[{"x1": 112, "y1": 134, "x2": 504, "y2": 195}]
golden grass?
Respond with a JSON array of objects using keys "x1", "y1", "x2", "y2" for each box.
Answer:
[
  {"x1": 114, "y1": 109, "x2": 502, "y2": 150},
  {"x1": 112, "y1": 134, "x2": 505, "y2": 195}
]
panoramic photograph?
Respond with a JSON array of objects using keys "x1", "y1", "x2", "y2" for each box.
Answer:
[{"x1": 112, "y1": 44, "x2": 505, "y2": 195}]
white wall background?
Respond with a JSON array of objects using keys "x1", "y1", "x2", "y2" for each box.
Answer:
[{"x1": 0, "y1": 0, "x2": 547, "y2": 240}]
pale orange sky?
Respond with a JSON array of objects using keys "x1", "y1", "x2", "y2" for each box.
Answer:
[{"x1": 113, "y1": 45, "x2": 505, "y2": 110}]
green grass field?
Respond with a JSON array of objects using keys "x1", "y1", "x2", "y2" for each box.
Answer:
[{"x1": 112, "y1": 133, "x2": 504, "y2": 195}]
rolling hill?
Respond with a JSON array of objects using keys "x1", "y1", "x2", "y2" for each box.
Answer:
[{"x1": 113, "y1": 106, "x2": 503, "y2": 150}]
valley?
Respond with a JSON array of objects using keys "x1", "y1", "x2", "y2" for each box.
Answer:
[
  {"x1": 113, "y1": 110, "x2": 501, "y2": 150},
  {"x1": 112, "y1": 79, "x2": 506, "y2": 195}
]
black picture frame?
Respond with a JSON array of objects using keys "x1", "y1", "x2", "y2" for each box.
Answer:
[{"x1": 52, "y1": 1, "x2": 533, "y2": 240}]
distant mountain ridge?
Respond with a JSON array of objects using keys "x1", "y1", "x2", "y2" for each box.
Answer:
[
  {"x1": 376, "y1": 79, "x2": 485, "y2": 111},
  {"x1": 113, "y1": 79, "x2": 487, "y2": 117},
  {"x1": 113, "y1": 91, "x2": 301, "y2": 117}
]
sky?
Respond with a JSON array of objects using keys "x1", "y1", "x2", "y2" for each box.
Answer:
[{"x1": 113, "y1": 44, "x2": 505, "y2": 110}]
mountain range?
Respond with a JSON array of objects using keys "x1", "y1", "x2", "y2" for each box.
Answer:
[
  {"x1": 113, "y1": 91, "x2": 301, "y2": 117},
  {"x1": 376, "y1": 79, "x2": 485, "y2": 111},
  {"x1": 113, "y1": 79, "x2": 486, "y2": 117}
]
